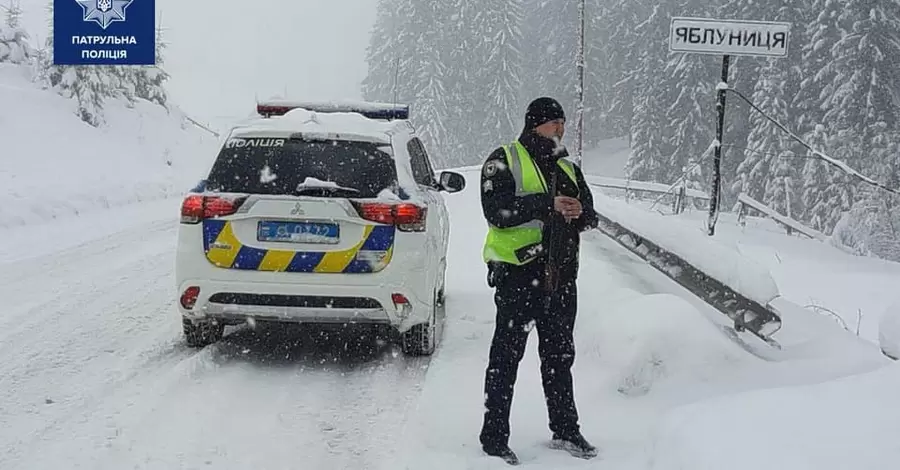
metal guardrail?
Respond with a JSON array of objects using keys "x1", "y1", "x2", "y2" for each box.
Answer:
[
  {"x1": 736, "y1": 193, "x2": 826, "y2": 241},
  {"x1": 593, "y1": 209, "x2": 783, "y2": 347},
  {"x1": 586, "y1": 175, "x2": 710, "y2": 200}
]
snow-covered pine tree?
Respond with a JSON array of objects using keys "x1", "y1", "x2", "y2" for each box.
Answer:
[
  {"x1": 623, "y1": 3, "x2": 675, "y2": 183},
  {"x1": 0, "y1": 0, "x2": 34, "y2": 64},
  {"x1": 737, "y1": 4, "x2": 808, "y2": 215},
  {"x1": 469, "y1": 0, "x2": 525, "y2": 149},
  {"x1": 714, "y1": 0, "x2": 776, "y2": 204},
  {"x1": 362, "y1": 0, "x2": 459, "y2": 167},
  {"x1": 43, "y1": 0, "x2": 123, "y2": 126},
  {"x1": 732, "y1": 59, "x2": 791, "y2": 203},
  {"x1": 764, "y1": 149, "x2": 802, "y2": 221},
  {"x1": 360, "y1": 0, "x2": 402, "y2": 104},
  {"x1": 130, "y1": 12, "x2": 169, "y2": 108},
  {"x1": 825, "y1": 0, "x2": 900, "y2": 172},
  {"x1": 800, "y1": 125, "x2": 839, "y2": 231},
  {"x1": 596, "y1": 0, "x2": 653, "y2": 145},
  {"x1": 2, "y1": 0, "x2": 21, "y2": 27},
  {"x1": 821, "y1": 0, "x2": 900, "y2": 238},
  {"x1": 657, "y1": 0, "x2": 720, "y2": 190},
  {"x1": 830, "y1": 153, "x2": 900, "y2": 261},
  {"x1": 406, "y1": 1, "x2": 454, "y2": 167},
  {"x1": 435, "y1": 0, "x2": 475, "y2": 164},
  {"x1": 784, "y1": 0, "x2": 843, "y2": 228},
  {"x1": 520, "y1": 0, "x2": 578, "y2": 117},
  {"x1": 662, "y1": 52, "x2": 719, "y2": 190},
  {"x1": 791, "y1": 0, "x2": 842, "y2": 135},
  {"x1": 577, "y1": 0, "x2": 613, "y2": 148}
]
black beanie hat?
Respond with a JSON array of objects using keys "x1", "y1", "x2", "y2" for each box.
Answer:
[{"x1": 525, "y1": 97, "x2": 566, "y2": 130}]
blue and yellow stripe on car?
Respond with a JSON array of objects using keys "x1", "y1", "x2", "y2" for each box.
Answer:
[{"x1": 201, "y1": 220, "x2": 394, "y2": 273}]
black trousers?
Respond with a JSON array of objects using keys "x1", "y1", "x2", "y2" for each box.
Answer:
[{"x1": 479, "y1": 262, "x2": 581, "y2": 447}]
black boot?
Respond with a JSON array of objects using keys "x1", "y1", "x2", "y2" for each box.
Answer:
[
  {"x1": 482, "y1": 442, "x2": 520, "y2": 465},
  {"x1": 549, "y1": 433, "x2": 599, "y2": 459}
]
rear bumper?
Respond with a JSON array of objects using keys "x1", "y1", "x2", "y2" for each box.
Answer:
[
  {"x1": 175, "y1": 221, "x2": 437, "y2": 333},
  {"x1": 177, "y1": 279, "x2": 432, "y2": 332}
]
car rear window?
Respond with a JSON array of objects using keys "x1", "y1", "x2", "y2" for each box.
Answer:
[{"x1": 205, "y1": 137, "x2": 397, "y2": 198}]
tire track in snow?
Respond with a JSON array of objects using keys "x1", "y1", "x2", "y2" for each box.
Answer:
[
  {"x1": 11, "y1": 324, "x2": 431, "y2": 470},
  {"x1": 2, "y1": 212, "x2": 432, "y2": 469},
  {"x1": 0, "y1": 220, "x2": 196, "y2": 468}
]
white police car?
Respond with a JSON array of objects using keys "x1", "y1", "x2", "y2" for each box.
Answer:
[{"x1": 174, "y1": 100, "x2": 466, "y2": 355}]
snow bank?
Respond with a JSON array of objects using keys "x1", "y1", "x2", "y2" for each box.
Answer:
[
  {"x1": 648, "y1": 361, "x2": 900, "y2": 470},
  {"x1": 0, "y1": 64, "x2": 219, "y2": 228},
  {"x1": 593, "y1": 192, "x2": 780, "y2": 306},
  {"x1": 659, "y1": 206, "x2": 900, "y2": 346},
  {"x1": 580, "y1": 292, "x2": 750, "y2": 399}
]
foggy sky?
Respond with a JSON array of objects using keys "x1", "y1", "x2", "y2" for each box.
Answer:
[{"x1": 157, "y1": 0, "x2": 377, "y2": 131}]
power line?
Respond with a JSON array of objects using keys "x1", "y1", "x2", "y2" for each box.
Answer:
[
  {"x1": 723, "y1": 86, "x2": 900, "y2": 197},
  {"x1": 724, "y1": 144, "x2": 846, "y2": 161}
]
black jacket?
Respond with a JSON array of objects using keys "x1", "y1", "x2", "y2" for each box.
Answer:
[{"x1": 480, "y1": 129, "x2": 599, "y2": 283}]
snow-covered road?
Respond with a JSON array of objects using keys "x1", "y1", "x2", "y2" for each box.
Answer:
[
  {"x1": 1, "y1": 170, "x2": 890, "y2": 470},
  {"x1": 0, "y1": 200, "x2": 427, "y2": 469}
]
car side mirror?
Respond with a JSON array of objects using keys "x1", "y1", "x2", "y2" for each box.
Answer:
[{"x1": 438, "y1": 171, "x2": 466, "y2": 193}]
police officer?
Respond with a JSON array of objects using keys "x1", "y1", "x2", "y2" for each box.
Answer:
[{"x1": 478, "y1": 97, "x2": 599, "y2": 464}]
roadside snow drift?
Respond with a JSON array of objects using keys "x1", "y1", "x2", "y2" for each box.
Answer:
[
  {"x1": 0, "y1": 63, "x2": 219, "y2": 228},
  {"x1": 649, "y1": 361, "x2": 900, "y2": 470},
  {"x1": 592, "y1": 192, "x2": 780, "y2": 305}
]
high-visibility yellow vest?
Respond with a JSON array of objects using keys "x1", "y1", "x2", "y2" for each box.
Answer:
[{"x1": 482, "y1": 140, "x2": 579, "y2": 265}]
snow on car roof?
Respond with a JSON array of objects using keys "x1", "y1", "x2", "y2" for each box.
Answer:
[
  {"x1": 217, "y1": 101, "x2": 425, "y2": 205},
  {"x1": 227, "y1": 106, "x2": 409, "y2": 145}
]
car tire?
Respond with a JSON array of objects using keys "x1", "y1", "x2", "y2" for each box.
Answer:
[
  {"x1": 182, "y1": 317, "x2": 225, "y2": 348},
  {"x1": 400, "y1": 290, "x2": 439, "y2": 356}
]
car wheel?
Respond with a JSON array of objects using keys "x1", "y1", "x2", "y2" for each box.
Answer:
[
  {"x1": 182, "y1": 317, "x2": 225, "y2": 348},
  {"x1": 400, "y1": 290, "x2": 439, "y2": 356}
]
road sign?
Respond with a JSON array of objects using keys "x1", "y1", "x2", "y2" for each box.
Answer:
[
  {"x1": 668, "y1": 17, "x2": 792, "y2": 236},
  {"x1": 669, "y1": 17, "x2": 791, "y2": 58}
]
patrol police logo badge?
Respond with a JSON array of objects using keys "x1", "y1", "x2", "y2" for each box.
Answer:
[
  {"x1": 484, "y1": 161, "x2": 498, "y2": 177},
  {"x1": 75, "y1": 0, "x2": 133, "y2": 30}
]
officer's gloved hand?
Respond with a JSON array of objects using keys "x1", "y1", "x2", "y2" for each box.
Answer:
[{"x1": 554, "y1": 196, "x2": 582, "y2": 222}]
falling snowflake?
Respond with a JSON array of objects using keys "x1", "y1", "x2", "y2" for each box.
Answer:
[{"x1": 259, "y1": 165, "x2": 277, "y2": 183}]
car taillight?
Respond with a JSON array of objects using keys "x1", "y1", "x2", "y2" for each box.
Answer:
[
  {"x1": 180, "y1": 195, "x2": 247, "y2": 224},
  {"x1": 352, "y1": 202, "x2": 426, "y2": 232},
  {"x1": 392, "y1": 293, "x2": 412, "y2": 317},
  {"x1": 180, "y1": 286, "x2": 200, "y2": 309}
]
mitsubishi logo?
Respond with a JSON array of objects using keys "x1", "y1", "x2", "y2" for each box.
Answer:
[{"x1": 290, "y1": 203, "x2": 305, "y2": 216}]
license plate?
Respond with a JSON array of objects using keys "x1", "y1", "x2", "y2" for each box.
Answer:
[{"x1": 257, "y1": 221, "x2": 339, "y2": 244}]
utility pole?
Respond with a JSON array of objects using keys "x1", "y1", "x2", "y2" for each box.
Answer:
[{"x1": 574, "y1": 0, "x2": 586, "y2": 168}]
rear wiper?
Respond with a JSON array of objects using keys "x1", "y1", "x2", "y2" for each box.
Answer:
[{"x1": 293, "y1": 186, "x2": 361, "y2": 197}]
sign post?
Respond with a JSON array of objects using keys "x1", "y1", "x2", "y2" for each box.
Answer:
[
  {"x1": 573, "y1": 0, "x2": 586, "y2": 168},
  {"x1": 668, "y1": 17, "x2": 791, "y2": 236}
]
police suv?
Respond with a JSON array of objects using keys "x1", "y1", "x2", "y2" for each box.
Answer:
[{"x1": 175, "y1": 100, "x2": 466, "y2": 355}]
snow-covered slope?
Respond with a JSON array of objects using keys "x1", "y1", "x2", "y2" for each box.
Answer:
[{"x1": 0, "y1": 63, "x2": 220, "y2": 229}]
